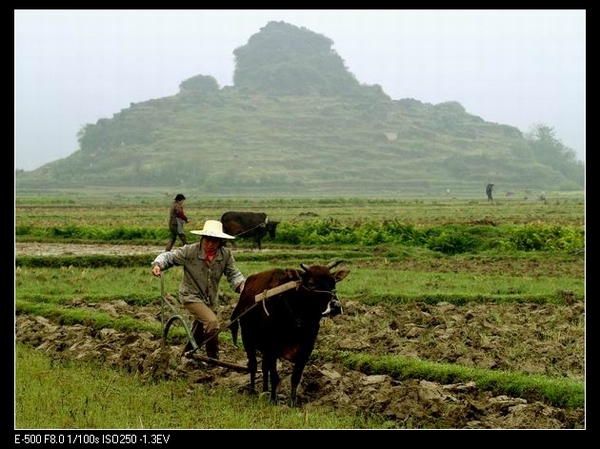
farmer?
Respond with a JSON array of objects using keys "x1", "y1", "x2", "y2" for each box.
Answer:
[
  {"x1": 486, "y1": 183, "x2": 494, "y2": 202},
  {"x1": 165, "y1": 193, "x2": 189, "y2": 251},
  {"x1": 151, "y1": 220, "x2": 245, "y2": 360}
]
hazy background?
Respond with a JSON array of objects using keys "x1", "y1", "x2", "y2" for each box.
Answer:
[{"x1": 14, "y1": 9, "x2": 586, "y2": 172}]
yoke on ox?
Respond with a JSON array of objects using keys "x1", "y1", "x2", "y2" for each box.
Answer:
[{"x1": 229, "y1": 260, "x2": 349, "y2": 406}]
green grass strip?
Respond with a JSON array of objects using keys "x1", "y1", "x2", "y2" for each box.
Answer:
[
  {"x1": 16, "y1": 300, "x2": 155, "y2": 333},
  {"x1": 318, "y1": 350, "x2": 584, "y2": 409},
  {"x1": 15, "y1": 300, "x2": 234, "y2": 345}
]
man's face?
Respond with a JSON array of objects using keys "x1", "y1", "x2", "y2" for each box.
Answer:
[{"x1": 202, "y1": 236, "x2": 221, "y2": 251}]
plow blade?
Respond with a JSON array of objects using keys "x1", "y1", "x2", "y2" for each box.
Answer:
[{"x1": 192, "y1": 355, "x2": 249, "y2": 372}]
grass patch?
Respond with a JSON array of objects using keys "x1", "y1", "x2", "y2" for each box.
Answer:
[
  {"x1": 324, "y1": 351, "x2": 584, "y2": 408},
  {"x1": 15, "y1": 344, "x2": 385, "y2": 429}
]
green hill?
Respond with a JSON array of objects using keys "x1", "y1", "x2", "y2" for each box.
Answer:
[{"x1": 16, "y1": 21, "x2": 583, "y2": 197}]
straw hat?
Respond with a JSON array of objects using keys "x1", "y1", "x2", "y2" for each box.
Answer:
[{"x1": 190, "y1": 220, "x2": 235, "y2": 239}]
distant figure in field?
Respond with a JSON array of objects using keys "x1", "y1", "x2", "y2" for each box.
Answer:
[
  {"x1": 165, "y1": 193, "x2": 189, "y2": 251},
  {"x1": 486, "y1": 183, "x2": 494, "y2": 202}
]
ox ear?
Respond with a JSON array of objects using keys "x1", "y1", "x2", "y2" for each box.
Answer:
[
  {"x1": 285, "y1": 268, "x2": 301, "y2": 280},
  {"x1": 333, "y1": 269, "x2": 350, "y2": 282}
]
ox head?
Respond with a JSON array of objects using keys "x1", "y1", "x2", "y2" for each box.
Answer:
[
  {"x1": 265, "y1": 219, "x2": 279, "y2": 239},
  {"x1": 299, "y1": 260, "x2": 349, "y2": 317}
]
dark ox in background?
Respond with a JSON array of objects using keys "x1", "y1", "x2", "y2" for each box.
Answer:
[
  {"x1": 229, "y1": 260, "x2": 349, "y2": 406},
  {"x1": 221, "y1": 211, "x2": 279, "y2": 250}
]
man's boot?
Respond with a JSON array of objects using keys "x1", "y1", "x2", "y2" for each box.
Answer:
[
  {"x1": 182, "y1": 320, "x2": 204, "y2": 356},
  {"x1": 205, "y1": 331, "x2": 219, "y2": 360}
]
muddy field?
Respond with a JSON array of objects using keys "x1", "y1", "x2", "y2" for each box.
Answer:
[{"x1": 15, "y1": 243, "x2": 586, "y2": 429}]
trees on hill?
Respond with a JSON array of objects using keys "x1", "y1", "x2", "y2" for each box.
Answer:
[
  {"x1": 233, "y1": 21, "x2": 360, "y2": 97},
  {"x1": 527, "y1": 124, "x2": 584, "y2": 189},
  {"x1": 179, "y1": 75, "x2": 220, "y2": 94}
]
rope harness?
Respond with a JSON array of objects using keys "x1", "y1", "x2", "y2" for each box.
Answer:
[{"x1": 231, "y1": 218, "x2": 268, "y2": 238}]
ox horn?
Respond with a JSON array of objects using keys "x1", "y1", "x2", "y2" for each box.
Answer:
[{"x1": 301, "y1": 260, "x2": 342, "y2": 272}]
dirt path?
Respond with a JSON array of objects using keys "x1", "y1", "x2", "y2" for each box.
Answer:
[{"x1": 15, "y1": 242, "x2": 166, "y2": 257}]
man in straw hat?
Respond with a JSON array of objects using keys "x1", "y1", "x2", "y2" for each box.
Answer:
[{"x1": 152, "y1": 220, "x2": 246, "y2": 360}]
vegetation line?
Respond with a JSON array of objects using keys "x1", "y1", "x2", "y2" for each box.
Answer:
[{"x1": 317, "y1": 350, "x2": 584, "y2": 409}]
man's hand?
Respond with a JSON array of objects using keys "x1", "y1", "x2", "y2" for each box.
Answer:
[
  {"x1": 236, "y1": 281, "x2": 245, "y2": 294},
  {"x1": 152, "y1": 265, "x2": 162, "y2": 277}
]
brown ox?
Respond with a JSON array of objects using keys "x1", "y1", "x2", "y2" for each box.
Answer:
[
  {"x1": 229, "y1": 260, "x2": 349, "y2": 406},
  {"x1": 221, "y1": 211, "x2": 279, "y2": 250}
]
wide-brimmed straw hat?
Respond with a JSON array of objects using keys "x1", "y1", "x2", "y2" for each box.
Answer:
[{"x1": 190, "y1": 220, "x2": 235, "y2": 239}]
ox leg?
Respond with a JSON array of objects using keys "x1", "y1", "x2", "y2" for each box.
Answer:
[
  {"x1": 261, "y1": 355, "x2": 279, "y2": 403},
  {"x1": 289, "y1": 360, "x2": 309, "y2": 407},
  {"x1": 247, "y1": 349, "x2": 258, "y2": 396},
  {"x1": 261, "y1": 356, "x2": 270, "y2": 395}
]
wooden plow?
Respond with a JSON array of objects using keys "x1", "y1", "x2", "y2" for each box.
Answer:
[{"x1": 158, "y1": 274, "x2": 248, "y2": 372}]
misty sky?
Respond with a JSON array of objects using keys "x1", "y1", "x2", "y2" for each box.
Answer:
[{"x1": 14, "y1": 9, "x2": 586, "y2": 171}]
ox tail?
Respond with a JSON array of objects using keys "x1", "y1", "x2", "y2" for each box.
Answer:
[{"x1": 229, "y1": 305, "x2": 240, "y2": 347}]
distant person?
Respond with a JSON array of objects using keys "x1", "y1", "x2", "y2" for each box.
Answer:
[
  {"x1": 165, "y1": 193, "x2": 189, "y2": 251},
  {"x1": 151, "y1": 220, "x2": 246, "y2": 360},
  {"x1": 486, "y1": 183, "x2": 494, "y2": 202}
]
